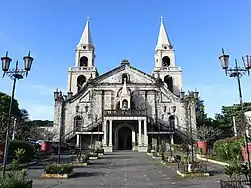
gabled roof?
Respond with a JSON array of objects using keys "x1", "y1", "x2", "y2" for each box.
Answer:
[
  {"x1": 69, "y1": 63, "x2": 159, "y2": 102},
  {"x1": 95, "y1": 62, "x2": 156, "y2": 83}
]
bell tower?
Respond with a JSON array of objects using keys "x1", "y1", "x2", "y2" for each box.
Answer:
[
  {"x1": 153, "y1": 17, "x2": 182, "y2": 96},
  {"x1": 67, "y1": 17, "x2": 98, "y2": 96}
]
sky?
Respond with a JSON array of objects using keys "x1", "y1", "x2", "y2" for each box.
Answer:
[{"x1": 0, "y1": 0, "x2": 251, "y2": 120}]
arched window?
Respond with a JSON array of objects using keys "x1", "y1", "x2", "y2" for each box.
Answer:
[
  {"x1": 169, "y1": 115, "x2": 175, "y2": 127},
  {"x1": 80, "y1": 56, "x2": 88, "y2": 67},
  {"x1": 74, "y1": 116, "x2": 82, "y2": 131},
  {"x1": 122, "y1": 99, "x2": 128, "y2": 109},
  {"x1": 77, "y1": 75, "x2": 86, "y2": 92},
  {"x1": 164, "y1": 75, "x2": 173, "y2": 92},
  {"x1": 122, "y1": 73, "x2": 130, "y2": 83},
  {"x1": 162, "y1": 56, "x2": 170, "y2": 67}
]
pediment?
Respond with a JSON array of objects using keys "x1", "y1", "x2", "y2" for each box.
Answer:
[{"x1": 96, "y1": 65, "x2": 155, "y2": 84}]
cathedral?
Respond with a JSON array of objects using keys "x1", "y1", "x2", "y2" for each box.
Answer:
[{"x1": 53, "y1": 17, "x2": 197, "y2": 152}]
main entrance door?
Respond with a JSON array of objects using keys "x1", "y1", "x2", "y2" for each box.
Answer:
[{"x1": 118, "y1": 126, "x2": 132, "y2": 150}]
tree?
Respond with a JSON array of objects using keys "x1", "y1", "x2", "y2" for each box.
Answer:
[
  {"x1": 214, "y1": 102, "x2": 251, "y2": 138},
  {"x1": 0, "y1": 92, "x2": 22, "y2": 142},
  {"x1": 197, "y1": 125, "x2": 223, "y2": 141}
]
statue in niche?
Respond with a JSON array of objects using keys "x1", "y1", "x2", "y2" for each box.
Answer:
[{"x1": 122, "y1": 99, "x2": 128, "y2": 109}]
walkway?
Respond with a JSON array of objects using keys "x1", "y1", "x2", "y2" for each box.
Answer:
[{"x1": 29, "y1": 151, "x2": 226, "y2": 188}]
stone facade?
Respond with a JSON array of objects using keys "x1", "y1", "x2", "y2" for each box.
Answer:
[{"x1": 52, "y1": 18, "x2": 197, "y2": 152}]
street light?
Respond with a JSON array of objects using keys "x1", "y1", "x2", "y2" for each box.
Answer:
[
  {"x1": 180, "y1": 89, "x2": 199, "y2": 164},
  {"x1": 219, "y1": 48, "x2": 251, "y2": 169},
  {"x1": 1, "y1": 51, "x2": 34, "y2": 178}
]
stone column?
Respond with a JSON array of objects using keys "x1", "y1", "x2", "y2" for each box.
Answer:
[
  {"x1": 143, "y1": 118, "x2": 148, "y2": 146},
  {"x1": 138, "y1": 120, "x2": 142, "y2": 146},
  {"x1": 102, "y1": 120, "x2": 107, "y2": 146},
  {"x1": 108, "y1": 120, "x2": 113, "y2": 146},
  {"x1": 170, "y1": 134, "x2": 174, "y2": 145},
  {"x1": 76, "y1": 134, "x2": 80, "y2": 146}
]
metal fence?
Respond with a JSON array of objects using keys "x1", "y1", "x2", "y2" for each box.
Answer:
[{"x1": 219, "y1": 179, "x2": 251, "y2": 188}]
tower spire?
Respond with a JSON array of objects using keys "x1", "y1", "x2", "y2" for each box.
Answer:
[
  {"x1": 155, "y1": 16, "x2": 172, "y2": 50},
  {"x1": 121, "y1": 78, "x2": 129, "y2": 96},
  {"x1": 77, "y1": 16, "x2": 93, "y2": 48}
]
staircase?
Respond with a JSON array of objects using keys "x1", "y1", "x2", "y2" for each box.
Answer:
[
  {"x1": 63, "y1": 117, "x2": 103, "y2": 141},
  {"x1": 147, "y1": 116, "x2": 195, "y2": 144}
]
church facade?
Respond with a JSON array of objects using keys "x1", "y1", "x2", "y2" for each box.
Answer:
[{"x1": 53, "y1": 18, "x2": 196, "y2": 152}]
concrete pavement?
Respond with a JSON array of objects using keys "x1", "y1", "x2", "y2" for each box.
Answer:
[{"x1": 28, "y1": 151, "x2": 226, "y2": 188}]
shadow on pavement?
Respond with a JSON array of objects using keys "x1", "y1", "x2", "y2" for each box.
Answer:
[
  {"x1": 72, "y1": 171, "x2": 105, "y2": 178},
  {"x1": 88, "y1": 161, "x2": 111, "y2": 166},
  {"x1": 208, "y1": 170, "x2": 224, "y2": 176},
  {"x1": 103, "y1": 155, "x2": 133, "y2": 160}
]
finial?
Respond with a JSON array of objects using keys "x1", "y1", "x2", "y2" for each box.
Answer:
[
  {"x1": 27, "y1": 51, "x2": 31, "y2": 56},
  {"x1": 160, "y1": 16, "x2": 164, "y2": 23},
  {"x1": 221, "y1": 48, "x2": 225, "y2": 54},
  {"x1": 5, "y1": 51, "x2": 8, "y2": 57},
  {"x1": 86, "y1": 16, "x2": 90, "y2": 22}
]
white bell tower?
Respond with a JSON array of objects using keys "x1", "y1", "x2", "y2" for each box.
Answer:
[
  {"x1": 153, "y1": 17, "x2": 182, "y2": 96},
  {"x1": 67, "y1": 17, "x2": 98, "y2": 96}
]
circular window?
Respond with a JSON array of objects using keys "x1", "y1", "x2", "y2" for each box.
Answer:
[
  {"x1": 83, "y1": 46, "x2": 86, "y2": 49},
  {"x1": 164, "y1": 46, "x2": 167, "y2": 49}
]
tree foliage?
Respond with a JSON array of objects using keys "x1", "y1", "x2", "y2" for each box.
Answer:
[
  {"x1": 214, "y1": 102, "x2": 251, "y2": 138},
  {"x1": 0, "y1": 91, "x2": 54, "y2": 142}
]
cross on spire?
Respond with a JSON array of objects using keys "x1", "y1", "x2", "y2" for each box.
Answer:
[
  {"x1": 160, "y1": 16, "x2": 164, "y2": 23},
  {"x1": 86, "y1": 16, "x2": 90, "y2": 22}
]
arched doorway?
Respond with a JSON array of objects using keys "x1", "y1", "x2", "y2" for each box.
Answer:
[{"x1": 118, "y1": 126, "x2": 132, "y2": 150}]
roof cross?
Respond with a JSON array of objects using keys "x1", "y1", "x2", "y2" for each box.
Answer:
[
  {"x1": 86, "y1": 16, "x2": 90, "y2": 22},
  {"x1": 160, "y1": 16, "x2": 164, "y2": 23}
]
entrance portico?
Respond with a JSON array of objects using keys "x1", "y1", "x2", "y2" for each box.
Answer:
[{"x1": 102, "y1": 113, "x2": 148, "y2": 152}]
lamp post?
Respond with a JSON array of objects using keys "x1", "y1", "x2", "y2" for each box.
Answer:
[
  {"x1": 219, "y1": 48, "x2": 251, "y2": 169},
  {"x1": 180, "y1": 89, "x2": 199, "y2": 164},
  {"x1": 1, "y1": 51, "x2": 34, "y2": 179}
]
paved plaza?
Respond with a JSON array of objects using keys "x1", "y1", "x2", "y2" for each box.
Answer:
[{"x1": 28, "y1": 151, "x2": 226, "y2": 188}]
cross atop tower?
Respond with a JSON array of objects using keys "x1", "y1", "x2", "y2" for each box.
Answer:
[
  {"x1": 86, "y1": 16, "x2": 90, "y2": 22},
  {"x1": 160, "y1": 16, "x2": 164, "y2": 23}
]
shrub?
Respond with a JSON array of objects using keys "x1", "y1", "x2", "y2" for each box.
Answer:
[
  {"x1": 44, "y1": 164, "x2": 73, "y2": 174},
  {"x1": 95, "y1": 148, "x2": 104, "y2": 154},
  {"x1": 0, "y1": 168, "x2": 31, "y2": 188},
  {"x1": 8, "y1": 140, "x2": 35, "y2": 162},
  {"x1": 213, "y1": 136, "x2": 243, "y2": 161},
  {"x1": 76, "y1": 152, "x2": 88, "y2": 163},
  {"x1": 88, "y1": 152, "x2": 98, "y2": 158}
]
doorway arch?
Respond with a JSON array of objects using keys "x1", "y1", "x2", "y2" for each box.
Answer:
[
  {"x1": 118, "y1": 127, "x2": 132, "y2": 150},
  {"x1": 114, "y1": 123, "x2": 135, "y2": 150}
]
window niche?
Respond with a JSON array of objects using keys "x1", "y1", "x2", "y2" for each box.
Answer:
[
  {"x1": 122, "y1": 73, "x2": 130, "y2": 83},
  {"x1": 77, "y1": 75, "x2": 86, "y2": 92},
  {"x1": 164, "y1": 75, "x2": 173, "y2": 93},
  {"x1": 80, "y1": 56, "x2": 88, "y2": 67},
  {"x1": 162, "y1": 56, "x2": 170, "y2": 67}
]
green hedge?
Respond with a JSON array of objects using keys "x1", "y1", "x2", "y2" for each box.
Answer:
[
  {"x1": 213, "y1": 136, "x2": 243, "y2": 161},
  {"x1": 8, "y1": 140, "x2": 35, "y2": 162},
  {"x1": 44, "y1": 164, "x2": 73, "y2": 174}
]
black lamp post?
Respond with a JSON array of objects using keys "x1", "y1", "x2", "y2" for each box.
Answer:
[
  {"x1": 180, "y1": 89, "x2": 199, "y2": 164},
  {"x1": 1, "y1": 51, "x2": 34, "y2": 178},
  {"x1": 219, "y1": 48, "x2": 251, "y2": 169}
]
